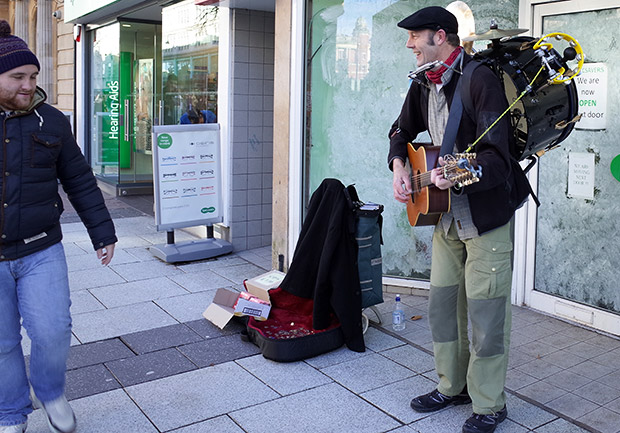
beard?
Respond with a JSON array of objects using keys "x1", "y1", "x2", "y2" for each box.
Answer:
[{"x1": 0, "y1": 90, "x2": 34, "y2": 111}]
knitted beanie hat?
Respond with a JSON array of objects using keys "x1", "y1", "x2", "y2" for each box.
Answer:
[{"x1": 0, "y1": 20, "x2": 40, "y2": 75}]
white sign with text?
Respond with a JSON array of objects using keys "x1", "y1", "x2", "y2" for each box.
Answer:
[
  {"x1": 152, "y1": 124, "x2": 223, "y2": 231},
  {"x1": 567, "y1": 152, "x2": 595, "y2": 200},
  {"x1": 574, "y1": 63, "x2": 607, "y2": 130}
]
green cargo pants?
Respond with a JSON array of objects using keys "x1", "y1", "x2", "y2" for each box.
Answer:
[{"x1": 429, "y1": 219, "x2": 513, "y2": 415}]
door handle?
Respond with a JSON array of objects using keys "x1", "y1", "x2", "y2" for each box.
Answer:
[{"x1": 124, "y1": 99, "x2": 130, "y2": 141}]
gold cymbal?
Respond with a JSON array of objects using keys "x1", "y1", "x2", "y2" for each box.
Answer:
[{"x1": 462, "y1": 28, "x2": 528, "y2": 41}]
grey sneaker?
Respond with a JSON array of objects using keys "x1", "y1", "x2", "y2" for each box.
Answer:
[
  {"x1": 30, "y1": 392, "x2": 76, "y2": 433},
  {"x1": 0, "y1": 421, "x2": 28, "y2": 433}
]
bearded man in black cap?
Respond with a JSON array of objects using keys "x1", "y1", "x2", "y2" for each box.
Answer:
[
  {"x1": 0, "y1": 21, "x2": 117, "y2": 433},
  {"x1": 387, "y1": 6, "x2": 529, "y2": 433}
]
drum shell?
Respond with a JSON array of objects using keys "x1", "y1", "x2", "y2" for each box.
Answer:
[{"x1": 475, "y1": 37, "x2": 579, "y2": 160}]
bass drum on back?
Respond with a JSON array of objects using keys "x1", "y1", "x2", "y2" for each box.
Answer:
[{"x1": 474, "y1": 36, "x2": 580, "y2": 160}]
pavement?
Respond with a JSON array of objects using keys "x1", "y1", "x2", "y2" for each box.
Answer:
[{"x1": 16, "y1": 191, "x2": 620, "y2": 433}]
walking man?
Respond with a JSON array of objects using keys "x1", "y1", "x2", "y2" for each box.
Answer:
[{"x1": 0, "y1": 21, "x2": 117, "y2": 433}]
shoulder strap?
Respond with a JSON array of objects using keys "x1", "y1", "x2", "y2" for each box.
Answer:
[
  {"x1": 459, "y1": 60, "x2": 483, "y2": 124},
  {"x1": 439, "y1": 60, "x2": 482, "y2": 157},
  {"x1": 439, "y1": 85, "x2": 462, "y2": 157}
]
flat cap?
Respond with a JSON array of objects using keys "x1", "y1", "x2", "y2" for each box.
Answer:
[{"x1": 397, "y1": 6, "x2": 458, "y2": 34}]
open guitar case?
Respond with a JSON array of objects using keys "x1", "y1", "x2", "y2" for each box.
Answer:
[
  {"x1": 242, "y1": 287, "x2": 344, "y2": 362},
  {"x1": 243, "y1": 178, "x2": 378, "y2": 362}
]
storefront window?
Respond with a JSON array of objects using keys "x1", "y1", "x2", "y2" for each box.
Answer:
[
  {"x1": 304, "y1": 0, "x2": 518, "y2": 279},
  {"x1": 161, "y1": 0, "x2": 219, "y2": 125},
  {"x1": 535, "y1": 8, "x2": 620, "y2": 314},
  {"x1": 90, "y1": 23, "x2": 120, "y2": 181}
]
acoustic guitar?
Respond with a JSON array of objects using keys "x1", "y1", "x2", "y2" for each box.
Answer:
[{"x1": 406, "y1": 143, "x2": 481, "y2": 227}]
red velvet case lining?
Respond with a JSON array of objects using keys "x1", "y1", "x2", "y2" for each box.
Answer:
[{"x1": 247, "y1": 287, "x2": 340, "y2": 339}]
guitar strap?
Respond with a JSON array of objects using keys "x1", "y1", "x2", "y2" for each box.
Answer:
[{"x1": 439, "y1": 60, "x2": 481, "y2": 157}]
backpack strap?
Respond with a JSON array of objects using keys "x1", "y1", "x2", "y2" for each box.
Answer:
[
  {"x1": 439, "y1": 60, "x2": 483, "y2": 157},
  {"x1": 459, "y1": 59, "x2": 483, "y2": 125}
]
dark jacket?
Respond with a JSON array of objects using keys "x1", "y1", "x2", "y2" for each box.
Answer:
[
  {"x1": 280, "y1": 178, "x2": 365, "y2": 353},
  {"x1": 0, "y1": 87, "x2": 117, "y2": 260},
  {"x1": 388, "y1": 54, "x2": 530, "y2": 234}
]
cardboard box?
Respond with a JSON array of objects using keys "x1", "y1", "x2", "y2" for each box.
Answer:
[
  {"x1": 203, "y1": 288, "x2": 271, "y2": 329},
  {"x1": 244, "y1": 270, "x2": 286, "y2": 302}
]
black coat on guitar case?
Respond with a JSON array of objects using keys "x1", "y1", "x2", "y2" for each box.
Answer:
[{"x1": 245, "y1": 178, "x2": 365, "y2": 362}]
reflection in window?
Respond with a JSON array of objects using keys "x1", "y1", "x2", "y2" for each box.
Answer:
[
  {"x1": 162, "y1": 0, "x2": 218, "y2": 125},
  {"x1": 305, "y1": 0, "x2": 518, "y2": 279},
  {"x1": 90, "y1": 23, "x2": 120, "y2": 179}
]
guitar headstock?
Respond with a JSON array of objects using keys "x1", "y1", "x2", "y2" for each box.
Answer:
[{"x1": 443, "y1": 153, "x2": 482, "y2": 188}]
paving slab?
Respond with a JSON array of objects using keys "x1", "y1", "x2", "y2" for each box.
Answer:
[
  {"x1": 364, "y1": 326, "x2": 407, "y2": 352},
  {"x1": 545, "y1": 392, "x2": 599, "y2": 420},
  {"x1": 304, "y1": 344, "x2": 372, "y2": 369},
  {"x1": 236, "y1": 354, "x2": 332, "y2": 396},
  {"x1": 177, "y1": 334, "x2": 260, "y2": 367},
  {"x1": 577, "y1": 407, "x2": 620, "y2": 433},
  {"x1": 105, "y1": 348, "x2": 197, "y2": 386},
  {"x1": 168, "y1": 415, "x2": 246, "y2": 433},
  {"x1": 504, "y1": 393, "x2": 558, "y2": 430},
  {"x1": 360, "y1": 375, "x2": 439, "y2": 424},
  {"x1": 110, "y1": 260, "x2": 185, "y2": 282},
  {"x1": 320, "y1": 352, "x2": 415, "y2": 394},
  {"x1": 533, "y1": 418, "x2": 590, "y2": 432},
  {"x1": 69, "y1": 290, "x2": 106, "y2": 315},
  {"x1": 155, "y1": 291, "x2": 219, "y2": 323},
  {"x1": 184, "y1": 317, "x2": 246, "y2": 339},
  {"x1": 210, "y1": 262, "x2": 268, "y2": 284},
  {"x1": 126, "y1": 362, "x2": 279, "y2": 432},
  {"x1": 71, "y1": 302, "x2": 177, "y2": 343},
  {"x1": 68, "y1": 266, "x2": 126, "y2": 291},
  {"x1": 66, "y1": 248, "x2": 139, "y2": 272},
  {"x1": 121, "y1": 323, "x2": 203, "y2": 354},
  {"x1": 230, "y1": 382, "x2": 401, "y2": 433},
  {"x1": 66, "y1": 338, "x2": 135, "y2": 370},
  {"x1": 168, "y1": 269, "x2": 237, "y2": 292},
  {"x1": 65, "y1": 364, "x2": 121, "y2": 401},
  {"x1": 380, "y1": 344, "x2": 436, "y2": 374},
  {"x1": 175, "y1": 255, "x2": 249, "y2": 274},
  {"x1": 89, "y1": 277, "x2": 189, "y2": 308},
  {"x1": 28, "y1": 389, "x2": 158, "y2": 433}
]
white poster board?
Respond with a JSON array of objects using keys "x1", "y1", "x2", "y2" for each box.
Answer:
[
  {"x1": 152, "y1": 124, "x2": 223, "y2": 231},
  {"x1": 574, "y1": 63, "x2": 607, "y2": 130},
  {"x1": 567, "y1": 152, "x2": 595, "y2": 200}
]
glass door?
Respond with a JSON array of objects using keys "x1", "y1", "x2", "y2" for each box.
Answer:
[
  {"x1": 90, "y1": 21, "x2": 162, "y2": 191},
  {"x1": 119, "y1": 21, "x2": 162, "y2": 186},
  {"x1": 521, "y1": 0, "x2": 620, "y2": 335}
]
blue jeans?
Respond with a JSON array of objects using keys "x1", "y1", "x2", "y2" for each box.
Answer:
[{"x1": 0, "y1": 242, "x2": 72, "y2": 426}]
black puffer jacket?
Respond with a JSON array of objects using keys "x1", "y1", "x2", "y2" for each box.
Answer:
[
  {"x1": 0, "y1": 87, "x2": 117, "y2": 260},
  {"x1": 388, "y1": 55, "x2": 531, "y2": 234}
]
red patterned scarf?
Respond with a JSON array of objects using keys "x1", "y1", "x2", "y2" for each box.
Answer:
[{"x1": 426, "y1": 47, "x2": 463, "y2": 85}]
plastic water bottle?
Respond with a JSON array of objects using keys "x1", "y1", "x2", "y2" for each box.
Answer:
[{"x1": 392, "y1": 295, "x2": 406, "y2": 331}]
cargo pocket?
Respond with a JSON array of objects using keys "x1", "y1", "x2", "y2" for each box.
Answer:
[{"x1": 465, "y1": 236, "x2": 513, "y2": 299}]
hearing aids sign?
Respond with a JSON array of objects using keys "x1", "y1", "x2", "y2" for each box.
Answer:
[
  {"x1": 574, "y1": 63, "x2": 607, "y2": 130},
  {"x1": 152, "y1": 124, "x2": 223, "y2": 231}
]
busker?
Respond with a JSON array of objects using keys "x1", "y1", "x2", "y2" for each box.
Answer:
[
  {"x1": 388, "y1": 6, "x2": 530, "y2": 433},
  {"x1": 0, "y1": 20, "x2": 117, "y2": 433}
]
